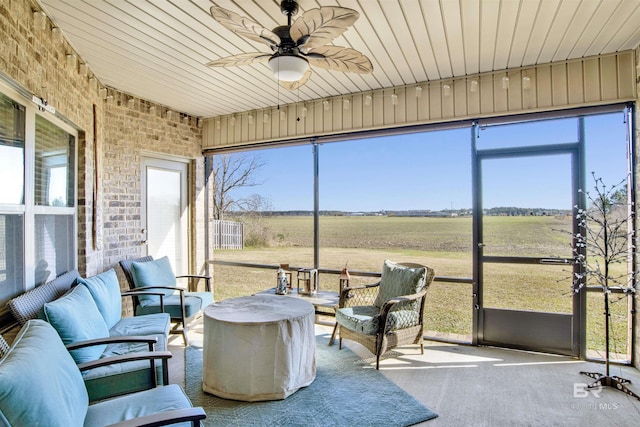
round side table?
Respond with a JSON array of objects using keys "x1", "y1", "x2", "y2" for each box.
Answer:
[{"x1": 202, "y1": 294, "x2": 316, "y2": 401}]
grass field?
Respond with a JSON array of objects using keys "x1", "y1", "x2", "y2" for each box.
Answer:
[{"x1": 213, "y1": 215, "x2": 631, "y2": 358}]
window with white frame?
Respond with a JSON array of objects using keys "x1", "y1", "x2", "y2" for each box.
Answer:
[{"x1": 0, "y1": 85, "x2": 76, "y2": 305}]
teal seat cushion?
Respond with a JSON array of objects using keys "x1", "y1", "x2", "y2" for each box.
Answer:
[
  {"x1": 374, "y1": 260, "x2": 427, "y2": 309},
  {"x1": 82, "y1": 340, "x2": 166, "y2": 402},
  {"x1": 78, "y1": 268, "x2": 122, "y2": 329},
  {"x1": 137, "y1": 292, "x2": 209, "y2": 319},
  {"x1": 84, "y1": 383, "x2": 194, "y2": 427},
  {"x1": 131, "y1": 256, "x2": 178, "y2": 303},
  {"x1": 0, "y1": 320, "x2": 89, "y2": 426},
  {"x1": 43, "y1": 285, "x2": 110, "y2": 363},
  {"x1": 83, "y1": 313, "x2": 170, "y2": 402},
  {"x1": 109, "y1": 312, "x2": 171, "y2": 340},
  {"x1": 189, "y1": 291, "x2": 214, "y2": 309}
]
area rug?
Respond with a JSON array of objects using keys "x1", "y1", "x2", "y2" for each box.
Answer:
[{"x1": 185, "y1": 333, "x2": 437, "y2": 426}]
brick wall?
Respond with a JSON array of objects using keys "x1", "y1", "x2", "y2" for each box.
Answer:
[{"x1": 0, "y1": 0, "x2": 206, "y2": 313}]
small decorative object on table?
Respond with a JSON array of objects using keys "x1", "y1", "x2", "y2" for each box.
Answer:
[
  {"x1": 338, "y1": 265, "x2": 350, "y2": 294},
  {"x1": 276, "y1": 266, "x2": 289, "y2": 295},
  {"x1": 281, "y1": 264, "x2": 293, "y2": 290},
  {"x1": 297, "y1": 268, "x2": 318, "y2": 296}
]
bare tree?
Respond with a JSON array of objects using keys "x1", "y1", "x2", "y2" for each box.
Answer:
[
  {"x1": 571, "y1": 174, "x2": 639, "y2": 400},
  {"x1": 210, "y1": 154, "x2": 264, "y2": 220}
]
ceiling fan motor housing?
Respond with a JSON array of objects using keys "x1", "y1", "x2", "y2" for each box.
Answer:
[{"x1": 272, "y1": 26, "x2": 299, "y2": 55}]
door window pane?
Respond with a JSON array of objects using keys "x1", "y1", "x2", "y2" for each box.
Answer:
[
  {"x1": 34, "y1": 214, "x2": 74, "y2": 285},
  {"x1": 35, "y1": 115, "x2": 75, "y2": 207},
  {"x1": 0, "y1": 93, "x2": 24, "y2": 205},
  {"x1": 481, "y1": 154, "x2": 573, "y2": 258},
  {"x1": 147, "y1": 167, "x2": 184, "y2": 273},
  {"x1": 0, "y1": 214, "x2": 24, "y2": 301}
]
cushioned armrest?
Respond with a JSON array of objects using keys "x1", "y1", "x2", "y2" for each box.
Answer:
[
  {"x1": 78, "y1": 351, "x2": 172, "y2": 386},
  {"x1": 66, "y1": 335, "x2": 158, "y2": 351},
  {"x1": 379, "y1": 288, "x2": 428, "y2": 313},
  {"x1": 378, "y1": 288, "x2": 429, "y2": 330},
  {"x1": 105, "y1": 407, "x2": 206, "y2": 427}
]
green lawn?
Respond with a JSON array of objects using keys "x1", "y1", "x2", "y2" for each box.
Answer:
[{"x1": 213, "y1": 215, "x2": 630, "y2": 358}]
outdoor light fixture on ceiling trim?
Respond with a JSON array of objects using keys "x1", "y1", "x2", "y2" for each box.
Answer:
[
  {"x1": 51, "y1": 27, "x2": 63, "y2": 45},
  {"x1": 33, "y1": 11, "x2": 47, "y2": 30},
  {"x1": 268, "y1": 55, "x2": 309, "y2": 82}
]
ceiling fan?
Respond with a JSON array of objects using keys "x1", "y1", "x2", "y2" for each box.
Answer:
[{"x1": 206, "y1": 0, "x2": 373, "y2": 90}]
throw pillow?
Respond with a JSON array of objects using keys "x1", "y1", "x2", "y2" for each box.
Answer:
[
  {"x1": 43, "y1": 285, "x2": 109, "y2": 363},
  {"x1": 131, "y1": 256, "x2": 177, "y2": 304},
  {"x1": 374, "y1": 260, "x2": 427, "y2": 308},
  {"x1": 0, "y1": 320, "x2": 88, "y2": 426},
  {"x1": 77, "y1": 268, "x2": 122, "y2": 329}
]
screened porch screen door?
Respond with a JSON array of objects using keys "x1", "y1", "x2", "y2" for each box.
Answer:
[
  {"x1": 142, "y1": 158, "x2": 188, "y2": 275},
  {"x1": 476, "y1": 150, "x2": 580, "y2": 356}
]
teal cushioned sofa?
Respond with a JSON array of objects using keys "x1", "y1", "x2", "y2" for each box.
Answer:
[
  {"x1": 6, "y1": 269, "x2": 172, "y2": 402},
  {"x1": 0, "y1": 319, "x2": 205, "y2": 427}
]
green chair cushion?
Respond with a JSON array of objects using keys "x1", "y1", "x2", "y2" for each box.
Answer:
[
  {"x1": 131, "y1": 256, "x2": 177, "y2": 303},
  {"x1": 336, "y1": 307, "x2": 420, "y2": 335},
  {"x1": 336, "y1": 306, "x2": 380, "y2": 335},
  {"x1": 78, "y1": 269, "x2": 122, "y2": 329},
  {"x1": 43, "y1": 285, "x2": 110, "y2": 363},
  {"x1": 374, "y1": 260, "x2": 427, "y2": 309},
  {"x1": 0, "y1": 320, "x2": 88, "y2": 426}
]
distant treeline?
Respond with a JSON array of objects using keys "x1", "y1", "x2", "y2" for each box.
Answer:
[
  {"x1": 230, "y1": 207, "x2": 570, "y2": 217},
  {"x1": 483, "y1": 207, "x2": 570, "y2": 216}
]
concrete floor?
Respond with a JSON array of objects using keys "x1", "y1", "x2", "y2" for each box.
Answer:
[{"x1": 169, "y1": 317, "x2": 640, "y2": 427}]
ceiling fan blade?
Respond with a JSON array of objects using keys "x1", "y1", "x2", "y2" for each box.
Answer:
[
  {"x1": 290, "y1": 7, "x2": 359, "y2": 50},
  {"x1": 210, "y1": 6, "x2": 280, "y2": 48},
  {"x1": 206, "y1": 52, "x2": 272, "y2": 67},
  {"x1": 279, "y1": 68, "x2": 312, "y2": 90},
  {"x1": 305, "y1": 46, "x2": 373, "y2": 74}
]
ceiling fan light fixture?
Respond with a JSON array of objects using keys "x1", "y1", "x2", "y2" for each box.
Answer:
[{"x1": 268, "y1": 55, "x2": 309, "y2": 82}]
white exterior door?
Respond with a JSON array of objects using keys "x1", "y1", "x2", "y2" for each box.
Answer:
[{"x1": 142, "y1": 157, "x2": 188, "y2": 275}]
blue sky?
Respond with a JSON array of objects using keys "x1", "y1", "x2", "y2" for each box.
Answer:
[{"x1": 230, "y1": 111, "x2": 628, "y2": 212}]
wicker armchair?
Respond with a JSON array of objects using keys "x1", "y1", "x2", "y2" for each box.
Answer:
[{"x1": 336, "y1": 260, "x2": 435, "y2": 369}]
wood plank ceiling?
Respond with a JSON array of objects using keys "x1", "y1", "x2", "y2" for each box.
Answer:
[{"x1": 37, "y1": 0, "x2": 640, "y2": 119}]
